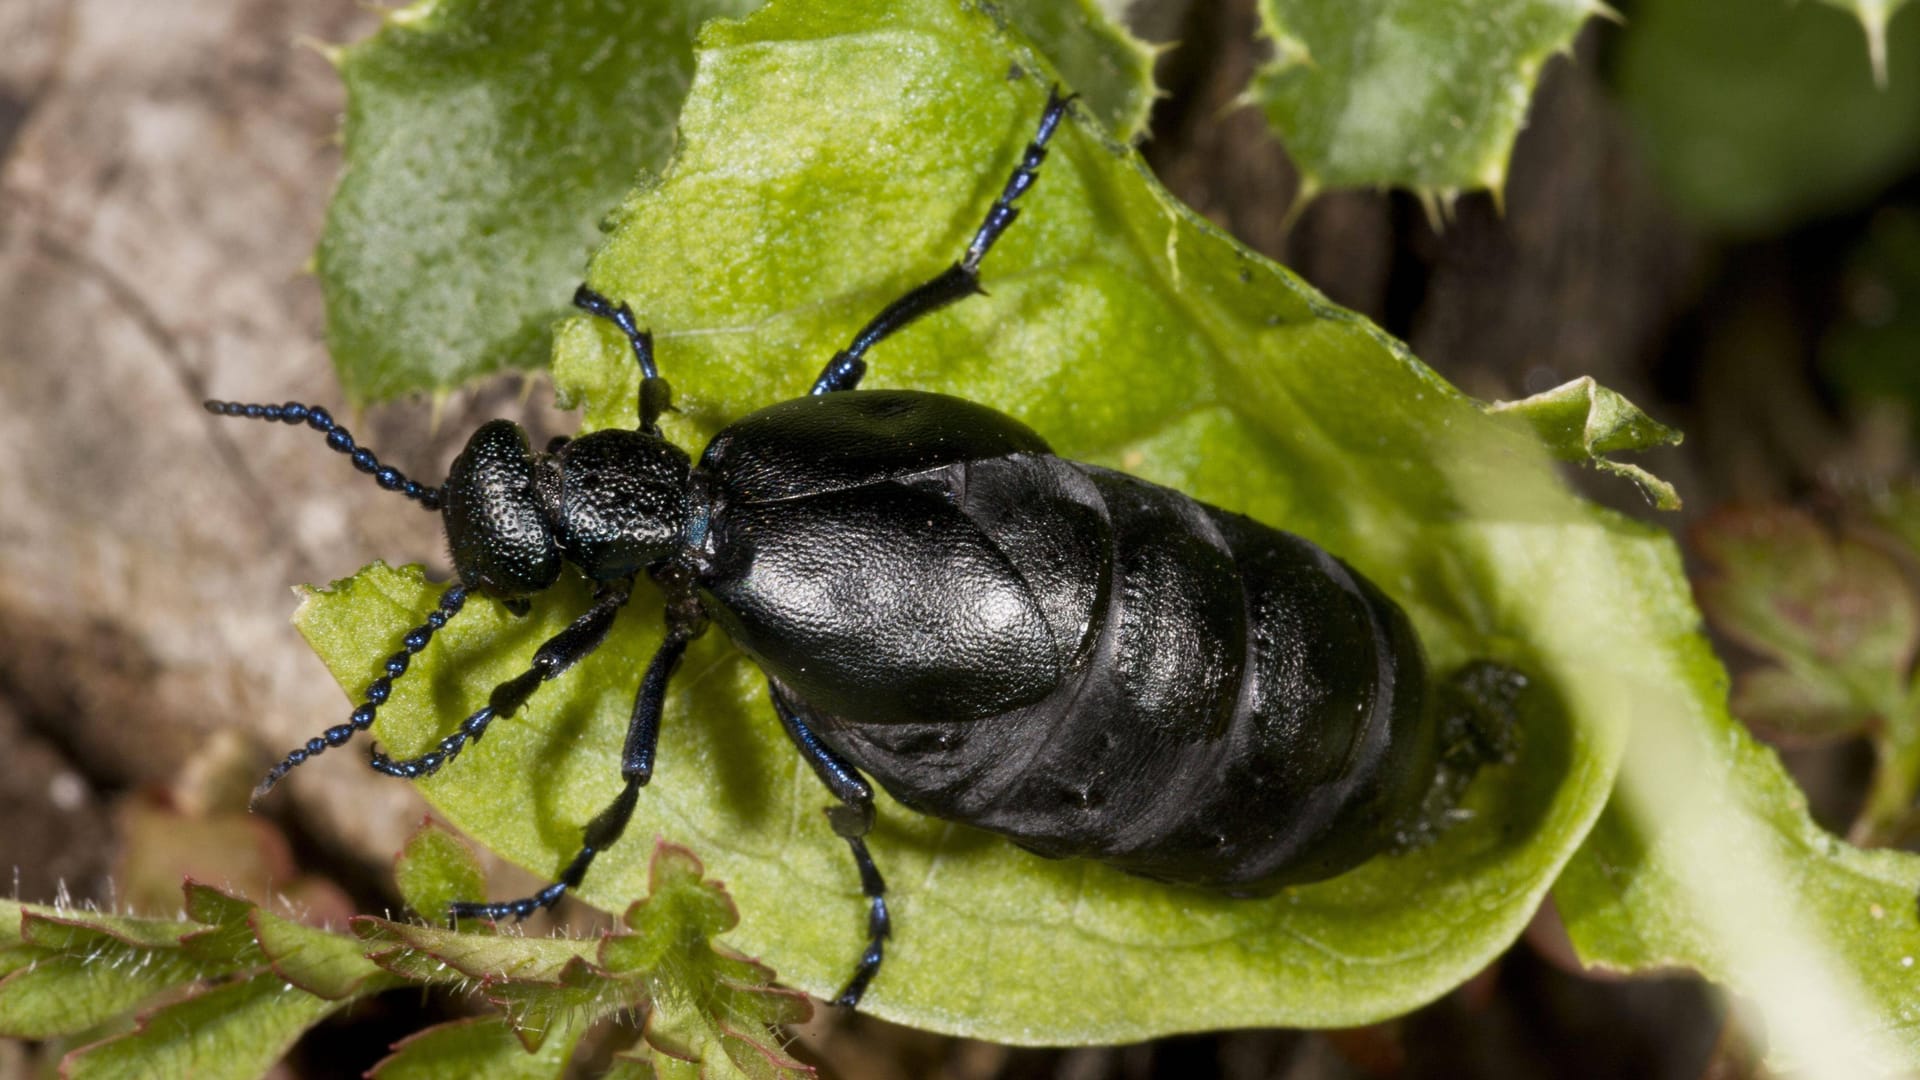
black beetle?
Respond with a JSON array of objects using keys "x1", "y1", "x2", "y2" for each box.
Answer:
[{"x1": 211, "y1": 89, "x2": 1517, "y2": 1007}]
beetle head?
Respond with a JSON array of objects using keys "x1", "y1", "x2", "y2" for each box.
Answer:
[{"x1": 443, "y1": 419, "x2": 563, "y2": 604}]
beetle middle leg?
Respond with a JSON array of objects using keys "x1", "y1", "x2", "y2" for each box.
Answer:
[
  {"x1": 810, "y1": 86, "x2": 1075, "y2": 395},
  {"x1": 448, "y1": 576, "x2": 706, "y2": 922},
  {"x1": 768, "y1": 683, "x2": 890, "y2": 1008}
]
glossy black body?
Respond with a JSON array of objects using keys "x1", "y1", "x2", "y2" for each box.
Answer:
[{"x1": 693, "y1": 391, "x2": 1435, "y2": 890}]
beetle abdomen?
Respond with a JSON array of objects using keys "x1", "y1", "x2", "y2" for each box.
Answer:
[
  {"x1": 699, "y1": 392, "x2": 1437, "y2": 891},
  {"x1": 752, "y1": 455, "x2": 1434, "y2": 892}
]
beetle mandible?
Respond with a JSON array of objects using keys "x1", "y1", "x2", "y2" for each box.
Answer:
[{"x1": 211, "y1": 87, "x2": 1518, "y2": 1007}]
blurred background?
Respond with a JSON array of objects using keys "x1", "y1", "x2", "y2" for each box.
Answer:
[{"x1": 2, "y1": 0, "x2": 1917, "y2": 1075}]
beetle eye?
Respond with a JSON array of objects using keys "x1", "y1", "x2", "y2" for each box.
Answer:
[{"x1": 443, "y1": 419, "x2": 561, "y2": 598}]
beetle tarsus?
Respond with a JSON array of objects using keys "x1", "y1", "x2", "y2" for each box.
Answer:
[
  {"x1": 250, "y1": 583, "x2": 468, "y2": 808},
  {"x1": 771, "y1": 686, "x2": 892, "y2": 1007},
  {"x1": 809, "y1": 87, "x2": 1073, "y2": 394}
]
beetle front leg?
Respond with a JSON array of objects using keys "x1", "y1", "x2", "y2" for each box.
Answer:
[
  {"x1": 768, "y1": 683, "x2": 890, "y2": 1008},
  {"x1": 448, "y1": 608, "x2": 699, "y2": 922},
  {"x1": 368, "y1": 584, "x2": 630, "y2": 782}
]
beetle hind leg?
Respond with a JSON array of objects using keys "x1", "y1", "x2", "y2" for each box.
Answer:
[
  {"x1": 809, "y1": 86, "x2": 1076, "y2": 395},
  {"x1": 769, "y1": 683, "x2": 891, "y2": 1008},
  {"x1": 1395, "y1": 661, "x2": 1528, "y2": 851}
]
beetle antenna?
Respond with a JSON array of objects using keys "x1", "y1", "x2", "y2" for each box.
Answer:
[
  {"x1": 572, "y1": 285, "x2": 672, "y2": 434},
  {"x1": 203, "y1": 400, "x2": 445, "y2": 512},
  {"x1": 249, "y1": 583, "x2": 469, "y2": 807}
]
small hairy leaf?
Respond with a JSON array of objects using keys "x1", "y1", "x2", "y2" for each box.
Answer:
[
  {"x1": 248, "y1": 907, "x2": 396, "y2": 1001},
  {"x1": 354, "y1": 913, "x2": 600, "y2": 991},
  {"x1": 317, "y1": 0, "x2": 761, "y2": 404},
  {"x1": 608, "y1": 846, "x2": 813, "y2": 1077},
  {"x1": 0, "y1": 907, "x2": 231, "y2": 1041},
  {"x1": 1249, "y1": 0, "x2": 1602, "y2": 204},
  {"x1": 62, "y1": 971, "x2": 344, "y2": 1080},
  {"x1": 371, "y1": 1015, "x2": 587, "y2": 1079},
  {"x1": 0, "y1": 953, "x2": 209, "y2": 1041}
]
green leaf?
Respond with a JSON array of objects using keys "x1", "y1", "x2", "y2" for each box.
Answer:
[
  {"x1": 605, "y1": 846, "x2": 812, "y2": 1079},
  {"x1": 370, "y1": 1015, "x2": 587, "y2": 1080},
  {"x1": 355, "y1": 841, "x2": 803, "y2": 1068},
  {"x1": 1249, "y1": 0, "x2": 1602, "y2": 205},
  {"x1": 354, "y1": 912, "x2": 599, "y2": 991},
  {"x1": 1554, "y1": 676, "x2": 1920, "y2": 1071},
  {"x1": 1814, "y1": 0, "x2": 1917, "y2": 82},
  {"x1": 317, "y1": 0, "x2": 762, "y2": 405},
  {"x1": 0, "y1": 953, "x2": 209, "y2": 1041},
  {"x1": 248, "y1": 906, "x2": 397, "y2": 1001},
  {"x1": 297, "y1": 0, "x2": 1665, "y2": 1043},
  {"x1": 62, "y1": 971, "x2": 344, "y2": 1080},
  {"x1": 1485, "y1": 376, "x2": 1684, "y2": 510},
  {"x1": 395, "y1": 817, "x2": 489, "y2": 922},
  {"x1": 1001, "y1": 0, "x2": 1158, "y2": 141},
  {"x1": 1615, "y1": 0, "x2": 1920, "y2": 234},
  {"x1": 0, "y1": 908, "x2": 227, "y2": 1040}
]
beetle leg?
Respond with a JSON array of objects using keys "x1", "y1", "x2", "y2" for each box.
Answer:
[
  {"x1": 250, "y1": 583, "x2": 471, "y2": 806},
  {"x1": 768, "y1": 683, "x2": 890, "y2": 1008},
  {"x1": 572, "y1": 284, "x2": 673, "y2": 435},
  {"x1": 368, "y1": 584, "x2": 630, "y2": 782},
  {"x1": 810, "y1": 86, "x2": 1076, "y2": 394},
  {"x1": 446, "y1": 610, "x2": 699, "y2": 923}
]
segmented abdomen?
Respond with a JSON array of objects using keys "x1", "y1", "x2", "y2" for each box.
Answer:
[{"x1": 807, "y1": 455, "x2": 1436, "y2": 892}]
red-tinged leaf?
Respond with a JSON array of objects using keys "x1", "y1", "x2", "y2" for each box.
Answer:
[
  {"x1": 61, "y1": 971, "x2": 345, "y2": 1080},
  {"x1": 355, "y1": 916, "x2": 598, "y2": 979},
  {"x1": 1695, "y1": 506, "x2": 1920, "y2": 687},
  {"x1": 371, "y1": 1015, "x2": 588, "y2": 1079},
  {"x1": 20, "y1": 908, "x2": 200, "y2": 953},
  {"x1": 483, "y1": 954, "x2": 641, "y2": 1052},
  {"x1": 0, "y1": 951, "x2": 207, "y2": 1041},
  {"x1": 608, "y1": 846, "x2": 814, "y2": 1078},
  {"x1": 1732, "y1": 666, "x2": 1878, "y2": 746},
  {"x1": 249, "y1": 906, "x2": 396, "y2": 1000},
  {"x1": 179, "y1": 882, "x2": 268, "y2": 968}
]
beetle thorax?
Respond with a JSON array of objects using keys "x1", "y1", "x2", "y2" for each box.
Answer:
[{"x1": 538, "y1": 428, "x2": 693, "y2": 581}]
